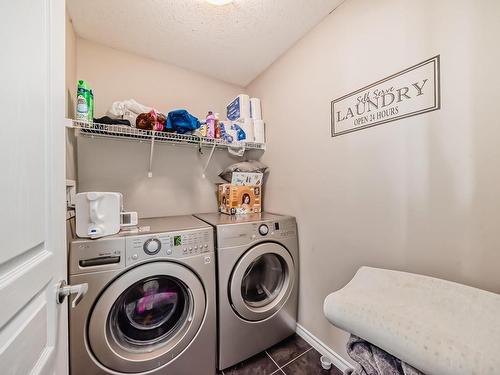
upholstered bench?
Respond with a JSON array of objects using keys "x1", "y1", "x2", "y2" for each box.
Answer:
[{"x1": 324, "y1": 267, "x2": 500, "y2": 375}]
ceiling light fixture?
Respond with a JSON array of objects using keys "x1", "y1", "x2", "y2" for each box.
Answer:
[{"x1": 206, "y1": 0, "x2": 233, "y2": 6}]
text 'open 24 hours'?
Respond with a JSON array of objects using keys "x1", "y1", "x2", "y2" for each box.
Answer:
[{"x1": 331, "y1": 55, "x2": 441, "y2": 137}]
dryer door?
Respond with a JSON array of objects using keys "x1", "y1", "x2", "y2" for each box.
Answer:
[
  {"x1": 88, "y1": 261, "x2": 205, "y2": 373},
  {"x1": 229, "y1": 242, "x2": 295, "y2": 321}
]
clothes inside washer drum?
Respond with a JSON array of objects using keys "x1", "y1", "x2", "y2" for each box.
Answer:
[{"x1": 323, "y1": 267, "x2": 500, "y2": 375}]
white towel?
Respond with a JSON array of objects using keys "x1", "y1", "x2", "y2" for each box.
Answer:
[{"x1": 107, "y1": 99, "x2": 153, "y2": 126}]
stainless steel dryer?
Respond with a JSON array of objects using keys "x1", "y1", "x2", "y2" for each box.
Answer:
[
  {"x1": 195, "y1": 213, "x2": 299, "y2": 370},
  {"x1": 68, "y1": 216, "x2": 216, "y2": 375}
]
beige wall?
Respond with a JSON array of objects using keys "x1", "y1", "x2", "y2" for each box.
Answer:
[
  {"x1": 75, "y1": 38, "x2": 260, "y2": 217},
  {"x1": 65, "y1": 11, "x2": 77, "y2": 181},
  {"x1": 76, "y1": 37, "x2": 244, "y2": 120},
  {"x1": 247, "y1": 0, "x2": 500, "y2": 362}
]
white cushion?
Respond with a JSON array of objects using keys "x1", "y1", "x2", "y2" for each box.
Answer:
[{"x1": 324, "y1": 267, "x2": 500, "y2": 375}]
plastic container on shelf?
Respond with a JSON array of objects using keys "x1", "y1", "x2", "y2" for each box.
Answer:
[
  {"x1": 206, "y1": 111, "x2": 216, "y2": 138},
  {"x1": 214, "y1": 112, "x2": 221, "y2": 139},
  {"x1": 76, "y1": 80, "x2": 91, "y2": 121}
]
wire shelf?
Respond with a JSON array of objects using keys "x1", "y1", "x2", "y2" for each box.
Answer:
[{"x1": 71, "y1": 120, "x2": 266, "y2": 150}]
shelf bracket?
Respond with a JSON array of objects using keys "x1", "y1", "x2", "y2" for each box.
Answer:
[
  {"x1": 201, "y1": 143, "x2": 216, "y2": 179},
  {"x1": 198, "y1": 137, "x2": 203, "y2": 155},
  {"x1": 148, "y1": 132, "x2": 156, "y2": 178}
]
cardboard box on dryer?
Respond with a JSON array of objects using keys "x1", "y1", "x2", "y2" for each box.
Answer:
[{"x1": 218, "y1": 184, "x2": 262, "y2": 215}]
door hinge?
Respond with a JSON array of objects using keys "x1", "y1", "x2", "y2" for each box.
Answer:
[{"x1": 56, "y1": 280, "x2": 88, "y2": 308}]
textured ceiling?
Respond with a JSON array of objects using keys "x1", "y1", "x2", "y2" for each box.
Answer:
[{"x1": 67, "y1": 0, "x2": 343, "y2": 86}]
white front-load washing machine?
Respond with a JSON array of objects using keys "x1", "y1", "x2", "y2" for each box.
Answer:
[
  {"x1": 195, "y1": 213, "x2": 299, "y2": 370},
  {"x1": 68, "y1": 216, "x2": 216, "y2": 375}
]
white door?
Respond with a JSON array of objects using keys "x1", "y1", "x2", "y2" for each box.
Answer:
[{"x1": 0, "y1": 0, "x2": 68, "y2": 374}]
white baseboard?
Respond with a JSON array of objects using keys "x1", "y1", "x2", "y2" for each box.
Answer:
[{"x1": 296, "y1": 323, "x2": 353, "y2": 374}]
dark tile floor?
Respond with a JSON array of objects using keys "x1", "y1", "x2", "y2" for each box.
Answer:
[{"x1": 219, "y1": 334, "x2": 343, "y2": 375}]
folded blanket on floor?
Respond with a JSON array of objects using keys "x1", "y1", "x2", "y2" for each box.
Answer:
[{"x1": 346, "y1": 335, "x2": 424, "y2": 375}]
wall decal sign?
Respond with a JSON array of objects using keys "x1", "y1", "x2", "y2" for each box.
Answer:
[{"x1": 331, "y1": 55, "x2": 440, "y2": 137}]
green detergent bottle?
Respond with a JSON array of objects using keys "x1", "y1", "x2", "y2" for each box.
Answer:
[
  {"x1": 76, "y1": 80, "x2": 90, "y2": 121},
  {"x1": 89, "y1": 89, "x2": 94, "y2": 122}
]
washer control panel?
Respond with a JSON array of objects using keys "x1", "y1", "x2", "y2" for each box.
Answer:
[
  {"x1": 143, "y1": 238, "x2": 162, "y2": 255},
  {"x1": 126, "y1": 228, "x2": 213, "y2": 265}
]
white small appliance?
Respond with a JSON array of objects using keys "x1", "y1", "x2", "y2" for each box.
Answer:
[{"x1": 75, "y1": 192, "x2": 138, "y2": 239}]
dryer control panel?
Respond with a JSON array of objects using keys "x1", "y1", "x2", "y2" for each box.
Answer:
[
  {"x1": 126, "y1": 228, "x2": 213, "y2": 266},
  {"x1": 250, "y1": 218, "x2": 297, "y2": 240},
  {"x1": 217, "y1": 217, "x2": 297, "y2": 248}
]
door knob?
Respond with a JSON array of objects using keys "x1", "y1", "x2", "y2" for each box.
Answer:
[{"x1": 56, "y1": 280, "x2": 88, "y2": 308}]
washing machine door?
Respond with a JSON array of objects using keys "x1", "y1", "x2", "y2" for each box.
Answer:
[
  {"x1": 229, "y1": 242, "x2": 295, "y2": 321},
  {"x1": 88, "y1": 261, "x2": 205, "y2": 373}
]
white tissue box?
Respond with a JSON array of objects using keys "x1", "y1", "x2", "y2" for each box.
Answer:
[{"x1": 231, "y1": 172, "x2": 263, "y2": 186}]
